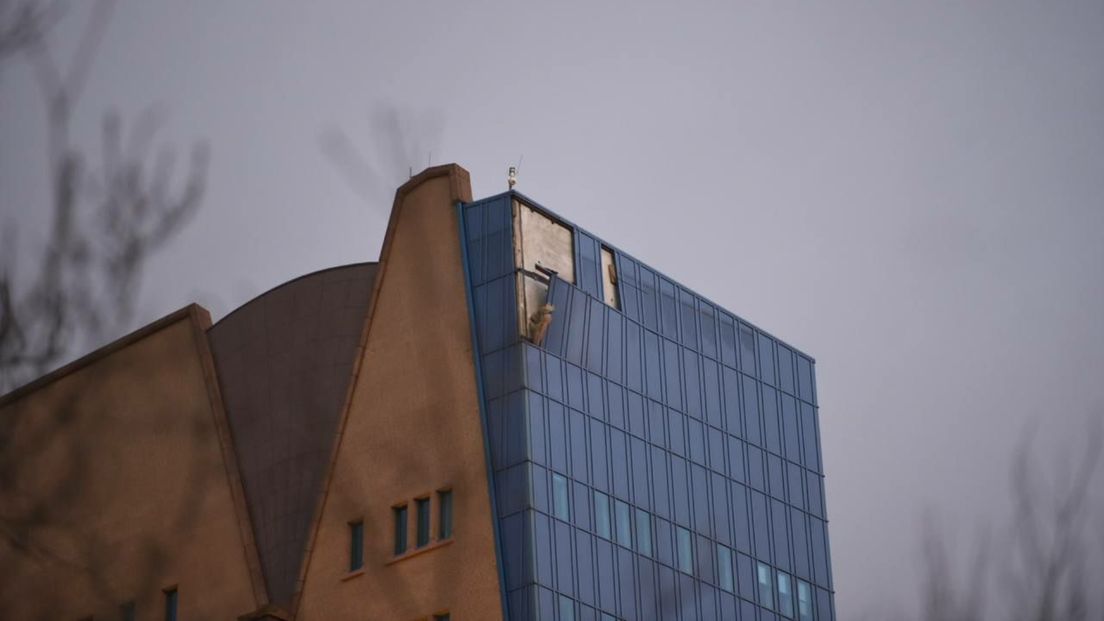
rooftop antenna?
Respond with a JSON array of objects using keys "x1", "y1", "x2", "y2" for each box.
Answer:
[{"x1": 508, "y1": 154, "x2": 523, "y2": 190}]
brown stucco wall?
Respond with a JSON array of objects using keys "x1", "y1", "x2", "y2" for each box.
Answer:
[
  {"x1": 0, "y1": 307, "x2": 263, "y2": 620},
  {"x1": 295, "y1": 165, "x2": 505, "y2": 620}
]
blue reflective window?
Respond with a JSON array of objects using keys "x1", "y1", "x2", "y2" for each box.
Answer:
[
  {"x1": 349, "y1": 521, "x2": 364, "y2": 571},
  {"x1": 738, "y1": 324, "x2": 757, "y2": 376},
  {"x1": 797, "y1": 356, "x2": 814, "y2": 404},
  {"x1": 757, "y1": 562, "x2": 775, "y2": 609},
  {"x1": 717, "y1": 544, "x2": 735, "y2": 593},
  {"x1": 763, "y1": 386, "x2": 782, "y2": 456},
  {"x1": 778, "y1": 571, "x2": 795, "y2": 618},
  {"x1": 659, "y1": 278, "x2": 678, "y2": 339},
  {"x1": 594, "y1": 491, "x2": 611, "y2": 539},
  {"x1": 393, "y1": 505, "x2": 408, "y2": 555},
  {"x1": 758, "y1": 333, "x2": 776, "y2": 386},
  {"x1": 639, "y1": 267, "x2": 659, "y2": 331},
  {"x1": 700, "y1": 303, "x2": 718, "y2": 359},
  {"x1": 797, "y1": 580, "x2": 814, "y2": 621},
  {"x1": 719, "y1": 314, "x2": 738, "y2": 368},
  {"x1": 742, "y1": 376, "x2": 762, "y2": 446},
  {"x1": 552, "y1": 473, "x2": 570, "y2": 521},
  {"x1": 559, "y1": 594, "x2": 576, "y2": 621},
  {"x1": 679, "y1": 288, "x2": 698, "y2": 348},
  {"x1": 778, "y1": 345, "x2": 795, "y2": 395},
  {"x1": 676, "y1": 526, "x2": 693, "y2": 573},
  {"x1": 578, "y1": 233, "x2": 601, "y2": 299},
  {"x1": 614, "y1": 499, "x2": 632, "y2": 547},
  {"x1": 636, "y1": 508, "x2": 653, "y2": 556}
]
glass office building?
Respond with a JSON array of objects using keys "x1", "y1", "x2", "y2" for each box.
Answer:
[{"x1": 460, "y1": 191, "x2": 835, "y2": 621}]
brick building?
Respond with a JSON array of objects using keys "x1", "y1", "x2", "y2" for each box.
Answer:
[{"x1": 0, "y1": 164, "x2": 834, "y2": 620}]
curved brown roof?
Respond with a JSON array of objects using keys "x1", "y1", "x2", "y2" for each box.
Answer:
[{"x1": 207, "y1": 262, "x2": 378, "y2": 610}]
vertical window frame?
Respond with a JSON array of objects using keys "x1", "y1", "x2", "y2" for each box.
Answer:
[
  {"x1": 415, "y1": 497, "x2": 431, "y2": 548},
  {"x1": 348, "y1": 520, "x2": 364, "y2": 572},
  {"x1": 438, "y1": 489, "x2": 454, "y2": 540},
  {"x1": 393, "y1": 504, "x2": 409, "y2": 556}
]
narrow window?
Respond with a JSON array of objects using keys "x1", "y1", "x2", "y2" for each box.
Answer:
[
  {"x1": 797, "y1": 580, "x2": 814, "y2": 621},
  {"x1": 552, "y1": 473, "x2": 570, "y2": 521},
  {"x1": 778, "y1": 571, "x2": 795, "y2": 618},
  {"x1": 163, "y1": 588, "x2": 177, "y2": 621},
  {"x1": 349, "y1": 521, "x2": 364, "y2": 571},
  {"x1": 676, "y1": 526, "x2": 693, "y2": 573},
  {"x1": 416, "y1": 498, "x2": 431, "y2": 547},
  {"x1": 558, "y1": 594, "x2": 576, "y2": 621},
  {"x1": 438, "y1": 490, "x2": 454, "y2": 539},
  {"x1": 757, "y1": 562, "x2": 774, "y2": 609},
  {"x1": 393, "y1": 505, "x2": 408, "y2": 555},
  {"x1": 601, "y1": 247, "x2": 620, "y2": 309},
  {"x1": 433, "y1": 614, "x2": 450, "y2": 621},
  {"x1": 635, "y1": 509, "x2": 652, "y2": 556},
  {"x1": 717, "y1": 544, "x2": 734, "y2": 593},
  {"x1": 593, "y1": 491, "x2": 611, "y2": 539},
  {"x1": 614, "y1": 499, "x2": 632, "y2": 546}
]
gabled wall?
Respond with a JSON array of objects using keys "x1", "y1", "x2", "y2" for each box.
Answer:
[
  {"x1": 296, "y1": 165, "x2": 505, "y2": 620},
  {"x1": 0, "y1": 306, "x2": 264, "y2": 620}
]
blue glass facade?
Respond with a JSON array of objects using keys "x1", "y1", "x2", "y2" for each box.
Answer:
[{"x1": 459, "y1": 193, "x2": 834, "y2": 621}]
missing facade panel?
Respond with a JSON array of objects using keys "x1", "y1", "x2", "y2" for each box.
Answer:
[{"x1": 513, "y1": 200, "x2": 575, "y2": 341}]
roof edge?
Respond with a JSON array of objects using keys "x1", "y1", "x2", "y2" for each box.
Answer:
[
  {"x1": 210, "y1": 261, "x2": 378, "y2": 330},
  {"x1": 0, "y1": 303, "x2": 208, "y2": 408}
]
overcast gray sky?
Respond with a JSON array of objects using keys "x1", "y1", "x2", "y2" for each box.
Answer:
[{"x1": 3, "y1": 1, "x2": 1103, "y2": 617}]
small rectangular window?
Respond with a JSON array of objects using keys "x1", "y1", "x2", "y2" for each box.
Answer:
[
  {"x1": 601, "y1": 247, "x2": 620, "y2": 309},
  {"x1": 717, "y1": 544, "x2": 734, "y2": 593},
  {"x1": 778, "y1": 571, "x2": 795, "y2": 618},
  {"x1": 757, "y1": 562, "x2": 774, "y2": 609},
  {"x1": 552, "y1": 473, "x2": 570, "y2": 521},
  {"x1": 416, "y1": 498, "x2": 431, "y2": 548},
  {"x1": 393, "y1": 505, "x2": 408, "y2": 555},
  {"x1": 433, "y1": 614, "x2": 450, "y2": 621},
  {"x1": 614, "y1": 499, "x2": 632, "y2": 546},
  {"x1": 635, "y1": 509, "x2": 652, "y2": 556},
  {"x1": 163, "y1": 588, "x2": 178, "y2": 621},
  {"x1": 797, "y1": 580, "x2": 814, "y2": 621},
  {"x1": 349, "y1": 521, "x2": 364, "y2": 571},
  {"x1": 593, "y1": 491, "x2": 611, "y2": 539},
  {"x1": 438, "y1": 490, "x2": 453, "y2": 539},
  {"x1": 676, "y1": 526, "x2": 693, "y2": 573},
  {"x1": 120, "y1": 601, "x2": 136, "y2": 621}
]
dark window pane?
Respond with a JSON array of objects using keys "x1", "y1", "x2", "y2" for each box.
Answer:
[
  {"x1": 416, "y1": 498, "x2": 431, "y2": 547},
  {"x1": 349, "y1": 521, "x2": 364, "y2": 571},
  {"x1": 778, "y1": 571, "x2": 795, "y2": 618},
  {"x1": 120, "y1": 601, "x2": 136, "y2": 621},
  {"x1": 559, "y1": 594, "x2": 576, "y2": 621},
  {"x1": 614, "y1": 499, "x2": 632, "y2": 547},
  {"x1": 393, "y1": 505, "x2": 408, "y2": 555},
  {"x1": 553, "y1": 473, "x2": 570, "y2": 521},
  {"x1": 439, "y1": 490, "x2": 454, "y2": 539},
  {"x1": 757, "y1": 562, "x2": 775, "y2": 609},
  {"x1": 676, "y1": 526, "x2": 693, "y2": 573},
  {"x1": 717, "y1": 544, "x2": 734, "y2": 593},
  {"x1": 433, "y1": 615, "x2": 451, "y2": 621},
  {"x1": 797, "y1": 580, "x2": 814, "y2": 621},
  {"x1": 164, "y1": 588, "x2": 177, "y2": 621},
  {"x1": 636, "y1": 508, "x2": 652, "y2": 556},
  {"x1": 594, "y1": 490, "x2": 611, "y2": 539}
]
